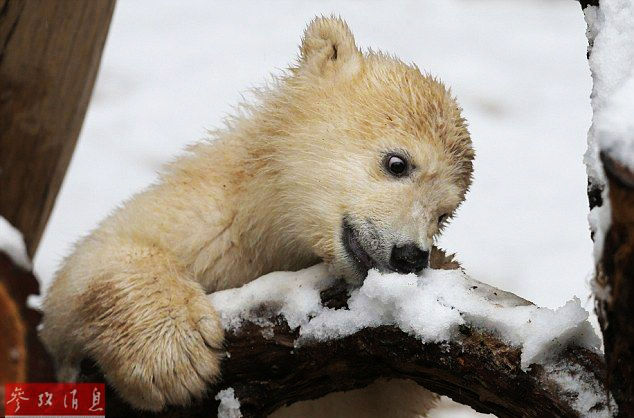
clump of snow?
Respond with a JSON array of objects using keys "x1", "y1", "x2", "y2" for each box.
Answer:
[
  {"x1": 588, "y1": 192, "x2": 612, "y2": 262},
  {"x1": 0, "y1": 216, "x2": 32, "y2": 270},
  {"x1": 27, "y1": 294, "x2": 43, "y2": 311},
  {"x1": 584, "y1": 0, "x2": 634, "y2": 174},
  {"x1": 595, "y1": 77, "x2": 634, "y2": 168},
  {"x1": 211, "y1": 264, "x2": 335, "y2": 330},
  {"x1": 215, "y1": 387, "x2": 242, "y2": 418},
  {"x1": 514, "y1": 298, "x2": 599, "y2": 370},
  {"x1": 210, "y1": 264, "x2": 601, "y2": 371},
  {"x1": 545, "y1": 360, "x2": 617, "y2": 417},
  {"x1": 585, "y1": 125, "x2": 607, "y2": 190}
]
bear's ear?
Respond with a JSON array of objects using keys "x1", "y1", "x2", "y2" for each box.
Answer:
[{"x1": 298, "y1": 16, "x2": 361, "y2": 80}]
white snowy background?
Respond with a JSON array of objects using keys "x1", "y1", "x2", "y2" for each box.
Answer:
[{"x1": 32, "y1": 0, "x2": 594, "y2": 416}]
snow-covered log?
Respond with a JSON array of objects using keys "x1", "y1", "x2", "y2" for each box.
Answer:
[
  {"x1": 80, "y1": 252, "x2": 612, "y2": 418},
  {"x1": 582, "y1": 0, "x2": 634, "y2": 415}
]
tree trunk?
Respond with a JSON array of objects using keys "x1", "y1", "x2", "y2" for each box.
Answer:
[
  {"x1": 578, "y1": 0, "x2": 634, "y2": 415},
  {"x1": 0, "y1": 0, "x2": 115, "y2": 389},
  {"x1": 0, "y1": 0, "x2": 115, "y2": 257},
  {"x1": 595, "y1": 155, "x2": 634, "y2": 417}
]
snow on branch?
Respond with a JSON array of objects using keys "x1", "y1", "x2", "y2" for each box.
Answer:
[
  {"x1": 211, "y1": 265, "x2": 601, "y2": 372},
  {"x1": 583, "y1": 0, "x2": 634, "y2": 211},
  {"x1": 584, "y1": 0, "x2": 634, "y2": 177},
  {"x1": 82, "y1": 256, "x2": 613, "y2": 418}
]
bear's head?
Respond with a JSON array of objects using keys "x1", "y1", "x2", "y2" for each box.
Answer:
[{"x1": 250, "y1": 16, "x2": 474, "y2": 283}]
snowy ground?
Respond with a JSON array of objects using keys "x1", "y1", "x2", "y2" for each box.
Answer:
[{"x1": 33, "y1": 0, "x2": 593, "y2": 416}]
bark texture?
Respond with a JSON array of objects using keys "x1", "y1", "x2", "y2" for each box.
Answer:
[
  {"x1": 0, "y1": 0, "x2": 115, "y2": 256},
  {"x1": 595, "y1": 154, "x2": 634, "y2": 417}
]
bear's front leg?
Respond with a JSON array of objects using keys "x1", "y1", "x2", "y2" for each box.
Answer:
[{"x1": 41, "y1": 244, "x2": 224, "y2": 411}]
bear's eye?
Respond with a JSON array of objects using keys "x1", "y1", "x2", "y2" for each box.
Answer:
[
  {"x1": 385, "y1": 155, "x2": 408, "y2": 177},
  {"x1": 438, "y1": 214, "x2": 449, "y2": 224}
]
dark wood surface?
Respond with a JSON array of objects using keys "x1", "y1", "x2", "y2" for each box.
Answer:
[
  {"x1": 596, "y1": 154, "x2": 634, "y2": 417},
  {"x1": 0, "y1": 252, "x2": 56, "y2": 382},
  {"x1": 0, "y1": 0, "x2": 115, "y2": 257},
  {"x1": 578, "y1": 0, "x2": 599, "y2": 9},
  {"x1": 0, "y1": 279, "x2": 26, "y2": 418}
]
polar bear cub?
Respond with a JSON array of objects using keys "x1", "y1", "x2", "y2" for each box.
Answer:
[{"x1": 41, "y1": 16, "x2": 474, "y2": 416}]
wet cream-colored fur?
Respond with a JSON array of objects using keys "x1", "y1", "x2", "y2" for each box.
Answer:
[{"x1": 41, "y1": 17, "x2": 473, "y2": 416}]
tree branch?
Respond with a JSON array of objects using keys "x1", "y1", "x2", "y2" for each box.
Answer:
[{"x1": 79, "y1": 255, "x2": 611, "y2": 418}]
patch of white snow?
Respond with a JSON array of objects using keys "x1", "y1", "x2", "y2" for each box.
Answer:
[
  {"x1": 545, "y1": 360, "x2": 617, "y2": 417},
  {"x1": 210, "y1": 264, "x2": 335, "y2": 331},
  {"x1": 215, "y1": 387, "x2": 242, "y2": 418},
  {"x1": 588, "y1": 191, "x2": 612, "y2": 262},
  {"x1": 0, "y1": 216, "x2": 32, "y2": 270},
  {"x1": 585, "y1": 0, "x2": 634, "y2": 175}
]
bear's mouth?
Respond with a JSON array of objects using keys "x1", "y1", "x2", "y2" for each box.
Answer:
[{"x1": 342, "y1": 218, "x2": 377, "y2": 278}]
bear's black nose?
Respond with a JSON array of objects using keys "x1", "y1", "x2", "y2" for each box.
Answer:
[{"x1": 389, "y1": 244, "x2": 429, "y2": 274}]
